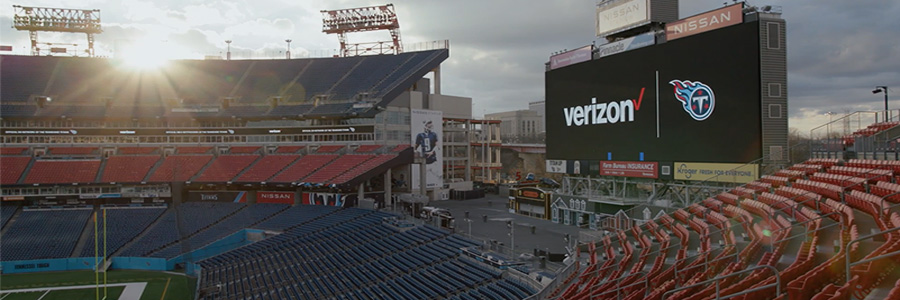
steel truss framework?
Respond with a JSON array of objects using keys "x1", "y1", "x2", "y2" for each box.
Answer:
[
  {"x1": 321, "y1": 4, "x2": 402, "y2": 57},
  {"x1": 12, "y1": 5, "x2": 102, "y2": 57}
]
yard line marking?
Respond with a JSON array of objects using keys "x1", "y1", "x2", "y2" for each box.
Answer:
[{"x1": 159, "y1": 278, "x2": 172, "y2": 300}]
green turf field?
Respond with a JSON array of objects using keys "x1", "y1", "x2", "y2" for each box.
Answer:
[{"x1": 0, "y1": 270, "x2": 196, "y2": 300}]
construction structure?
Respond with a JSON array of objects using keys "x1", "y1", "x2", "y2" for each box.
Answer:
[
  {"x1": 321, "y1": 4, "x2": 403, "y2": 57},
  {"x1": 12, "y1": 5, "x2": 102, "y2": 57}
]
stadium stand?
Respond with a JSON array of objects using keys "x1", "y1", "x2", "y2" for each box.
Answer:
[
  {"x1": 146, "y1": 155, "x2": 214, "y2": 182},
  {"x1": 0, "y1": 147, "x2": 27, "y2": 155},
  {"x1": 177, "y1": 146, "x2": 213, "y2": 154},
  {"x1": 302, "y1": 154, "x2": 374, "y2": 183},
  {"x1": 0, "y1": 156, "x2": 31, "y2": 185},
  {"x1": 329, "y1": 154, "x2": 397, "y2": 185},
  {"x1": 1, "y1": 205, "x2": 18, "y2": 229},
  {"x1": 275, "y1": 146, "x2": 305, "y2": 154},
  {"x1": 196, "y1": 207, "x2": 536, "y2": 300},
  {"x1": 80, "y1": 207, "x2": 167, "y2": 257},
  {"x1": 117, "y1": 202, "x2": 244, "y2": 257},
  {"x1": 118, "y1": 147, "x2": 158, "y2": 154},
  {"x1": 269, "y1": 155, "x2": 338, "y2": 183},
  {"x1": 545, "y1": 157, "x2": 900, "y2": 300},
  {"x1": 354, "y1": 144, "x2": 383, "y2": 153},
  {"x1": 24, "y1": 160, "x2": 101, "y2": 184},
  {"x1": 315, "y1": 145, "x2": 344, "y2": 153},
  {"x1": 228, "y1": 146, "x2": 261, "y2": 154},
  {"x1": 193, "y1": 154, "x2": 259, "y2": 182},
  {"x1": 48, "y1": 147, "x2": 97, "y2": 155},
  {"x1": 251, "y1": 205, "x2": 341, "y2": 231},
  {"x1": 0, "y1": 208, "x2": 92, "y2": 261},
  {"x1": 100, "y1": 155, "x2": 160, "y2": 183},
  {"x1": 234, "y1": 155, "x2": 301, "y2": 182}
]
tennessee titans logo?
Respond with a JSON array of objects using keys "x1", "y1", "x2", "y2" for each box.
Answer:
[{"x1": 669, "y1": 80, "x2": 715, "y2": 121}]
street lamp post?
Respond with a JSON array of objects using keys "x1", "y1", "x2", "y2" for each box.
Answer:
[
  {"x1": 285, "y1": 39, "x2": 292, "y2": 59},
  {"x1": 507, "y1": 220, "x2": 515, "y2": 258},
  {"x1": 874, "y1": 86, "x2": 889, "y2": 121},
  {"x1": 225, "y1": 40, "x2": 232, "y2": 60}
]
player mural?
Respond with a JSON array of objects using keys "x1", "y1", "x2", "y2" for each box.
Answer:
[{"x1": 411, "y1": 109, "x2": 443, "y2": 189}]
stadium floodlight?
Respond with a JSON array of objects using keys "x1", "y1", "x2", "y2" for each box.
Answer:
[
  {"x1": 873, "y1": 86, "x2": 890, "y2": 120},
  {"x1": 12, "y1": 5, "x2": 102, "y2": 56},
  {"x1": 321, "y1": 4, "x2": 402, "y2": 57},
  {"x1": 225, "y1": 40, "x2": 232, "y2": 60}
]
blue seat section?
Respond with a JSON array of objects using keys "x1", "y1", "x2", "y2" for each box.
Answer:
[
  {"x1": 150, "y1": 203, "x2": 288, "y2": 258},
  {"x1": 0, "y1": 209, "x2": 93, "y2": 261},
  {"x1": 1, "y1": 205, "x2": 18, "y2": 229},
  {"x1": 80, "y1": 207, "x2": 167, "y2": 257},
  {"x1": 233, "y1": 60, "x2": 311, "y2": 103},
  {"x1": 0, "y1": 104, "x2": 37, "y2": 117},
  {"x1": 329, "y1": 54, "x2": 410, "y2": 100},
  {"x1": 251, "y1": 205, "x2": 340, "y2": 231},
  {"x1": 0, "y1": 55, "x2": 58, "y2": 102},
  {"x1": 196, "y1": 208, "x2": 536, "y2": 300},
  {"x1": 118, "y1": 202, "x2": 244, "y2": 257}
]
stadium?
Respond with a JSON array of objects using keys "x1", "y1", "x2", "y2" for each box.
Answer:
[{"x1": 1, "y1": 1, "x2": 900, "y2": 300}]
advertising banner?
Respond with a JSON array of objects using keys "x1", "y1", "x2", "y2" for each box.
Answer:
[
  {"x1": 595, "y1": 32, "x2": 655, "y2": 59},
  {"x1": 187, "y1": 191, "x2": 247, "y2": 203},
  {"x1": 546, "y1": 21, "x2": 761, "y2": 163},
  {"x1": 0, "y1": 125, "x2": 374, "y2": 136},
  {"x1": 256, "y1": 191, "x2": 295, "y2": 204},
  {"x1": 546, "y1": 160, "x2": 567, "y2": 173},
  {"x1": 411, "y1": 109, "x2": 443, "y2": 189},
  {"x1": 599, "y1": 161, "x2": 658, "y2": 178},
  {"x1": 666, "y1": 3, "x2": 743, "y2": 41},
  {"x1": 673, "y1": 162, "x2": 759, "y2": 183},
  {"x1": 549, "y1": 45, "x2": 592, "y2": 70},
  {"x1": 596, "y1": 0, "x2": 650, "y2": 37},
  {"x1": 302, "y1": 192, "x2": 344, "y2": 207}
]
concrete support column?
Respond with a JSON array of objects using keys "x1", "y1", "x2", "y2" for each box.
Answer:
[
  {"x1": 433, "y1": 66, "x2": 441, "y2": 95},
  {"x1": 384, "y1": 168, "x2": 392, "y2": 208},
  {"x1": 358, "y1": 183, "x2": 365, "y2": 207}
]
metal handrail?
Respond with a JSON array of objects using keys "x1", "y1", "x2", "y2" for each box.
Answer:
[
  {"x1": 845, "y1": 225, "x2": 900, "y2": 285},
  {"x1": 662, "y1": 265, "x2": 781, "y2": 300}
]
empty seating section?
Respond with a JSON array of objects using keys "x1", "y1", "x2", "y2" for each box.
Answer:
[
  {"x1": 316, "y1": 145, "x2": 344, "y2": 153},
  {"x1": 196, "y1": 208, "x2": 533, "y2": 299},
  {"x1": 48, "y1": 147, "x2": 97, "y2": 155},
  {"x1": 118, "y1": 147, "x2": 157, "y2": 154},
  {"x1": 270, "y1": 155, "x2": 337, "y2": 183},
  {"x1": 0, "y1": 147, "x2": 27, "y2": 155},
  {"x1": 235, "y1": 155, "x2": 300, "y2": 182},
  {"x1": 329, "y1": 154, "x2": 397, "y2": 184},
  {"x1": 275, "y1": 146, "x2": 304, "y2": 154},
  {"x1": 177, "y1": 146, "x2": 212, "y2": 154},
  {"x1": 150, "y1": 204, "x2": 287, "y2": 258},
  {"x1": 303, "y1": 155, "x2": 374, "y2": 183},
  {"x1": 80, "y1": 207, "x2": 166, "y2": 257},
  {"x1": 24, "y1": 160, "x2": 101, "y2": 184},
  {"x1": 1, "y1": 205, "x2": 18, "y2": 229},
  {"x1": 229, "y1": 146, "x2": 260, "y2": 154},
  {"x1": 147, "y1": 155, "x2": 213, "y2": 182},
  {"x1": 0, "y1": 156, "x2": 31, "y2": 185},
  {"x1": 354, "y1": 145, "x2": 383, "y2": 153},
  {"x1": 1, "y1": 209, "x2": 92, "y2": 261},
  {"x1": 119, "y1": 202, "x2": 244, "y2": 257},
  {"x1": 252, "y1": 205, "x2": 340, "y2": 231},
  {"x1": 548, "y1": 158, "x2": 900, "y2": 300},
  {"x1": 194, "y1": 155, "x2": 259, "y2": 182},
  {"x1": 1, "y1": 50, "x2": 446, "y2": 118},
  {"x1": 100, "y1": 155, "x2": 160, "y2": 183}
]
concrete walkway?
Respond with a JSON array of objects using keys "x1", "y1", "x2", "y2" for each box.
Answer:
[{"x1": 428, "y1": 194, "x2": 591, "y2": 255}]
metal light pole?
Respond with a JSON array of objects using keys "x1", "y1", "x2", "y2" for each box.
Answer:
[
  {"x1": 507, "y1": 220, "x2": 515, "y2": 257},
  {"x1": 225, "y1": 40, "x2": 232, "y2": 60},
  {"x1": 285, "y1": 39, "x2": 292, "y2": 59},
  {"x1": 874, "y1": 86, "x2": 889, "y2": 121}
]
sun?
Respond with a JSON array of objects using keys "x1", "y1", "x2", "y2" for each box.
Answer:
[{"x1": 118, "y1": 38, "x2": 190, "y2": 70}]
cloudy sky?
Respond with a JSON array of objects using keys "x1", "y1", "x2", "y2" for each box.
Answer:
[{"x1": 1, "y1": 0, "x2": 898, "y2": 134}]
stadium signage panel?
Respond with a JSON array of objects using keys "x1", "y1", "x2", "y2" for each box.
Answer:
[
  {"x1": 596, "y1": 0, "x2": 650, "y2": 37},
  {"x1": 595, "y1": 32, "x2": 655, "y2": 59},
  {"x1": 599, "y1": 161, "x2": 658, "y2": 178},
  {"x1": 673, "y1": 162, "x2": 758, "y2": 183},
  {"x1": 257, "y1": 191, "x2": 295, "y2": 204},
  {"x1": 549, "y1": 45, "x2": 593, "y2": 70},
  {"x1": 666, "y1": 3, "x2": 743, "y2": 41},
  {"x1": 188, "y1": 191, "x2": 247, "y2": 203},
  {"x1": 546, "y1": 160, "x2": 567, "y2": 173},
  {"x1": 0, "y1": 126, "x2": 374, "y2": 136},
  {"x1": 546, "y1": 22, "x2": 762, "y2": 163}
]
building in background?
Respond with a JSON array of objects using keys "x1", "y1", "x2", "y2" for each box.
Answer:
[{"x1": 486, "y1": 104, "x2": 544, "y2": 143}]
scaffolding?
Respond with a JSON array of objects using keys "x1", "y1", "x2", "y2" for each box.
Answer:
[{"x1": 12, "y1": 5, "x2": 102, "y2": 57}]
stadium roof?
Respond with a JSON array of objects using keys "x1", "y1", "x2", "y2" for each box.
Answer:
[{"x1": 0, "y1": 49, "x2": 448, "y2": 120}]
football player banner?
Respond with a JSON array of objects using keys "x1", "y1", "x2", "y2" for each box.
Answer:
[{"x1": 411, "y1": 109, "x2": 443, "y2": 189}]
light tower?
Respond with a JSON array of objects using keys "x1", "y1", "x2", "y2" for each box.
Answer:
[
  {"x1": 321, "y1": 4, "x2": 403, "y2": 57},
  {"x1": 12, "y1": 5, "x2": 102, "y2": 57},
  {"x1": 225, "y1": 40, "x2": 232, "y2": 60}
]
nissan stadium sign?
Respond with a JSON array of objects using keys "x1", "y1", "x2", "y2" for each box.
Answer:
[
  {"x1": 666, "y1": 3, "x2": 743, "y2": 41},
  {"x1": 596, "y1": 0, "x2": 650, "y2": 37}
]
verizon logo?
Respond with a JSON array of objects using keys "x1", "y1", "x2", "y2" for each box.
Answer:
[{"x1": 563, "y1": 88, "x2": 645, "y2": 127}]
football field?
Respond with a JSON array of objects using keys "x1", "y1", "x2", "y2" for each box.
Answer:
[{"x1": 0, "y1": 270, "x2": 196, "y2": 300}]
